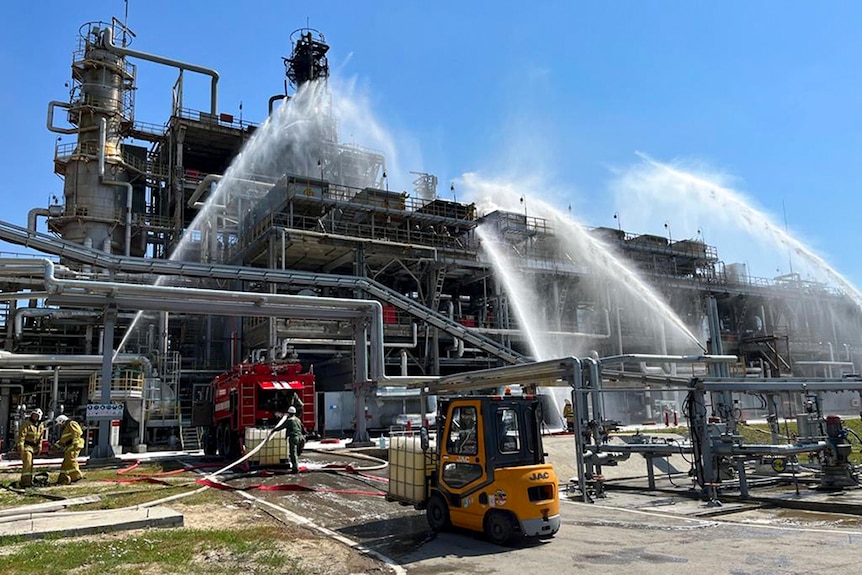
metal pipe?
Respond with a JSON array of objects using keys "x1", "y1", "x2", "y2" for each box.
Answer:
[
  {"x1": 473, "y1": 327, "x2": 610, "y2": 339},
  {"x1": 278, "y1": 323, "x2": 417, "y2": 349},
  {"x1": 0, "y1": 351, "x2": 147, "y2": 367},
  {"x1": 46, "y1": 101, "x2": 76, "y2": 134},
  {"x1": 0, "y1": 249, "x2": 524, "y2": 364},
  {"x1": 187, "y1": 174, "x2": 222, "y2": 208},
  {"x1": 600, "y1": 353, "x2": 738, "y2": 365},
  {"x1": 712, "y1": 441, "x2": 828, "y2": 456},
  {"x1": 0, "y1": 292, "x2": 51, "y2": 302},
  {"x1": 14, "y1": 308, "x2": 105, "y2": 339},
  {"x1": 27, "y1": 208, "x2": 51, "y2": 232},
  {"x1": 104, "y1": 27, "x2": 219, "y2": 115},
  {"x1": 50, "y1": 367, "x2": 59, "y2": 420},
  {"x1": 14, "y1": 258, "x2": 433, "y2": 385},
  {"x1": 268, "y1": 94, "x2": 287, "y2": 115},
  {"x1": 0, "y1": 370, "x2": 53, "y2": 377}
]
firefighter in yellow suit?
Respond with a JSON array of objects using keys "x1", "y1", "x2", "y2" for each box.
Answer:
[
  {"x1": 16, "y1": 408, "x2": 44, "y2": 487},
  {"x1": 53, "y1": 415, "x2": 85, "y2": 484}
]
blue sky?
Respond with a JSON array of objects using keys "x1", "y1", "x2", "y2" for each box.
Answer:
[{"x1": 2, "y1": 1, "x2": 860, "y2": 287}]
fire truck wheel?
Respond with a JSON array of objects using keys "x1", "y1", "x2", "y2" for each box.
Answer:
[
  {"x1": 484, "y1": 510, "x2": 518, "y2": 546},
  {"x1": 426, "y1": 493, "x2": 451, "y2": 532}
]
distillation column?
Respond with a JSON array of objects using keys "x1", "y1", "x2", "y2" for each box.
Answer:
[{"x1": 47, "y1": 21, "x2": 137, "y2": 256}]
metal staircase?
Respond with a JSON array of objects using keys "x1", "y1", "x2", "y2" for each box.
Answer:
[{"x1": 429, "y1": 266, "x2": 446, "y2": 313}]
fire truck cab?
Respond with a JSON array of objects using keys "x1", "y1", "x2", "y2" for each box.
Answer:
[{"x1": 191, "y1": 361, "x2": 315, "y2": 459}]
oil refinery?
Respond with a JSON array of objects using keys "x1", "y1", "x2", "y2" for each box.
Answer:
[{"x1": 2, "y1": 15, "x2": 862, "y2": 510}]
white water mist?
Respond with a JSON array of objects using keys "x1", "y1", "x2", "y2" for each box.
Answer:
[{"x1": 614, "y1": 153, "x2": 862, "y2": 310}]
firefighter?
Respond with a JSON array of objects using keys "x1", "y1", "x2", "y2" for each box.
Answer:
[
  {"x1": 563, "y1": 399, "x2": 574, "y2": 432},
  {"x1": 53, "y1": 415, "x2": 85, "y2": 484},
  {"x1": 285, "y1": 406, "x2": 305, "y2": 474},
  {"x1": 16, "y1": 408, "x2": 44, "y2": 487}
]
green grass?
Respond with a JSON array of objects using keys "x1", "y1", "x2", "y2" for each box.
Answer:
[
  {"x1": 0, "y1": 526, "x2": 306, "y2": 575},
  {"x1": 0, "y1": 461, "x2": 202, "y2": 512}
]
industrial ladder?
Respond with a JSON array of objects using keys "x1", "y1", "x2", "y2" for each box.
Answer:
[
  {"x1": 239, "y1": 384, "x2": 257, "y2": 429},
  {"x1": 429, "y1": 266, "x2": 446, "y2": 313}
]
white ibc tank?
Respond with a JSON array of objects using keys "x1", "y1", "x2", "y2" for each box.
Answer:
[
  {"x1": 388, "y1": 433, "x2": 435, "y2": 503},
  {"x1": 244, "y1": 427, "x2": 287, "y2": 466}
]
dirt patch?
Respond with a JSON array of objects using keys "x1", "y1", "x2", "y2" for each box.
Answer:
[
  {"x1": 178, "y1": 494, "x2": 391, "y2": 574},
  {"x1": 0, "y1": 487, "x2": 392, "y2": 574}
]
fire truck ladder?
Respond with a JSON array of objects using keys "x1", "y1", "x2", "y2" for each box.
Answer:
[
  {"x1": 239, "y1": 383, "x2": 257, "y2": 430},
  {"x1": 0, "y1": 220, "x2": 528, "y2": 365}
]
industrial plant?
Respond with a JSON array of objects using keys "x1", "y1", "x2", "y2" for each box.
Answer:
[{"x1": 2, "y1": 16, "x2": 862, "y2": 507}]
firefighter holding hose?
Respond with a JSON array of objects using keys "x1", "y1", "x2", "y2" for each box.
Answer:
[
  {"x1": 16, "y1": 408, "x2": 44, "y2": 487},
  {"x1": 53, "y1": 415, "x2": 85, "y2": 484},
  {"x1": 285, "y1": 406, "x2": 305, "y2": 474}
]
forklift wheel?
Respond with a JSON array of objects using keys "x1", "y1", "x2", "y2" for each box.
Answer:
[
  {"x1": 484, "y1": 510, "x2": 518, "y2": 546},
  {"x1": 426, "y1": 493, "x2": 451, "y2": 532}
]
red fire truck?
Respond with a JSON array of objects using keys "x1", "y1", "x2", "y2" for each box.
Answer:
[{"x1": 191, "y1": 361, "x2": 315, "y2": 459}]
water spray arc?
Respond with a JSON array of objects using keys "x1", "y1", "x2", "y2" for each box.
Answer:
[{"x1": 635, "y1": 152, "x2": 862, "y2": 310}]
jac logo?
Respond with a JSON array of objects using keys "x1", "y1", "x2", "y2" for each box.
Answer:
[{"x1": 529, "y1": 471, "x2": 549, "y2": 481}]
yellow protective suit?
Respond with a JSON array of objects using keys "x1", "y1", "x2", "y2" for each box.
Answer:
[
  {"x1": 56, "y1": 420, "x2": 85, "y2": 484},
  {"x1": 16, "y1": 419, "x2": 44, "y2": 487}
]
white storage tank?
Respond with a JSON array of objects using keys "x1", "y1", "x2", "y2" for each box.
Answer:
[
  {"x1": 387, "y1": 432, "x2": 436, "y2": 504},
  {"x1": 244, "y1": 427, "x2": 288, "y2": 466}
]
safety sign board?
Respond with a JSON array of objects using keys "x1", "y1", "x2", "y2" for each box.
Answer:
[{"x1": 86, "y1": 403, "x2": 125, "y2": 420}]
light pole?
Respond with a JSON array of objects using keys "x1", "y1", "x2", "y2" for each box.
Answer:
[
  {"x1": 450, "y1": 183, "x2": 456, "y2": 203},
  {"x1": 383, "y1": 170, "x2": 388, "y2": 191},
  {"x1": 664, "y1": 220, "x2": 672, "y2": 244},
  {"x1": 520, "y1": 196, "x2": 527, "y2": 218},
  {"x1": 613, "y1": 211, "x2": 621, "y2": 231}
]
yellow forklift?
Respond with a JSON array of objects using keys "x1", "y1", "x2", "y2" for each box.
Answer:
[{"x1": 387, "y1": 393, "x2": 560, "y2": 545}]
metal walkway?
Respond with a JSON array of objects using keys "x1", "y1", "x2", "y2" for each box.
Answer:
[{"x1": 0, "y1": 219, "x2": 526, "y2": 364}]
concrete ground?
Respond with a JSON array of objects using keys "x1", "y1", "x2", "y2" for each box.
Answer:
[{"x1": 3, "y1": 432, "x2": 862, "y2": 574}]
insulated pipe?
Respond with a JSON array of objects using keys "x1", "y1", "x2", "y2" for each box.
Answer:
[
  {"x1": 187, "y1": 174, "x2": 288, "y2": 208},
  {"x1": 187, "y1": 174, "x2": 222, "y2": 208},
  {"x1": 600, "y1": 353, "x2": 737, "y2": 365},
  {"x1": 278, "y1": 324, "x2": 417, "y2": 349},
  {"x1": 103, "y1": 27, "x2": 219, "y2": 115},
  {"x1": 474, "y1": 327, "x2": 610, "y2": 339},
  {"x1": 14, "y1": 308, "x2": 105, "y2": 339},
  {"x1": 424, "y1": 356, "x2": 585, "y2": 394},
  {"x1": 50, "y1": 367, "x2": 59, "y2": 421},
  {"x1": 0, "y1": 371, "x2": 53, "y2": 385},
  {"x1": 0, "y1": 292, "x2": 51, "y2": 302},
  {"x1": 0, "y1": 351, "x2": 148, "y2": 367},
  {"x1": 46, "y1": 101, "x2": 77, "y2": 134},
  {"x1": 28, "y1": 209, "x2": 51, "y2": 232},
  {"x1": 14, "y1": 258, "x2": 432, "y2": 386},
  {"x1": 0, "y1": 230, "x2": 524, "y2": 363}
]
